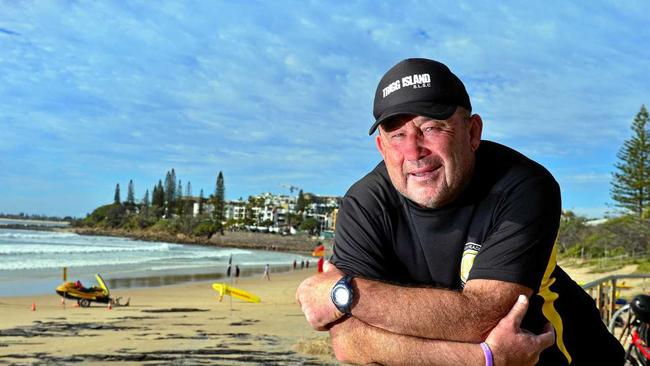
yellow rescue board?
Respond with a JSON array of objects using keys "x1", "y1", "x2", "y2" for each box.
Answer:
[{"x1": 212, "y1": 283, "x2": 261, "y2": 303}]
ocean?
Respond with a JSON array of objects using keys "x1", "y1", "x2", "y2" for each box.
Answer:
[{"x1": 0, "y1": 228, "x2": 312, "y2": 296}]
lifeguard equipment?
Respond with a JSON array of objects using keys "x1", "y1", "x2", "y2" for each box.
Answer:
[
  {"x1": 212, "y1": 283, "x2": 260, "y2": 303},
  {"x1": 55, "y1": 274, "x2": 129, "y2": 308}
]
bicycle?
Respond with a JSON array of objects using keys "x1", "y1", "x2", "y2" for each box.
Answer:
[{"x1": 609, "y1": 294, "x2": 650, "y2": 366}]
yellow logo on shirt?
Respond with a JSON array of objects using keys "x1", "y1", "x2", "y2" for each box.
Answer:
[{"x1": 460, "y1": 242, "x2": 481, "y2": 286}]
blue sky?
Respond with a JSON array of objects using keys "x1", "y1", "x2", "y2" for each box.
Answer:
[{"x1": 1, "y1": 1, "x2": 649, "y2": 218}]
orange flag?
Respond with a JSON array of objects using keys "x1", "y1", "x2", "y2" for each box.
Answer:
[{"x1": 312, "y1": 244, "x2": 325, "y2": 257}]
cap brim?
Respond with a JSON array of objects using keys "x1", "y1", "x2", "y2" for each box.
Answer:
[{"x1": 369, "y1": 102, "x2": 457, "y2": 135}]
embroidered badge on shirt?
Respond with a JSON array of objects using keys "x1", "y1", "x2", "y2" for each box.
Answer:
[{"x1": 460, "y1": 242, "x2": 482, "y2": 287}]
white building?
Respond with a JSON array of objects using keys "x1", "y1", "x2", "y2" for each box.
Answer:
[
  {"x1": 192, "y1": 192, "x2": 341, "y2": 232},
  {"x1": 224, "y1": 200, "x2": 247, "y2": 221}
]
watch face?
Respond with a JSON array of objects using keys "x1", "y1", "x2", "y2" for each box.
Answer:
[{"x1": 333, "y1": 286, "x2": 350, "y2": 305}]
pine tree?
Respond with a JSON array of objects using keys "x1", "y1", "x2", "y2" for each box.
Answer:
[
  {"x1": 213, "y1": 171, "x2": 225, "y2": 222},
  {"x1": 175, "y1": 179, "x2": 184, "y2": 216},
  {"x1": 142, "y1": 189, "x2": 150, "y2": 207},
  {"x1": 151, "y1": 181, "x2": 165, "y2": 218},
  {"x1": 151, "y1": 182, "x2": 160, "y2": 208},
  {"x1": 182, "y1": 181, "x2": 193, "y2": 217},
  {"x1": 164, "y1": 169, "x2": 176, "y2": 216},
  {"x1": 126, "y1": 179, "x2": 136, "y2": 210},
  {"x1": 199, "y1": 189, "x2": 205, "y2": 215},
  {"x1": 157, "y1": 180, "x2": 165, "y2": 204},
  {"x1": 114, "y1": 183, "x2": 121, "y2": 205},
  {"x1": 611, "y1": 105, "x2": 650, "y2": 216},
  {"x1": 142, "y1": 189, "x2": 150, "y2": 215}
]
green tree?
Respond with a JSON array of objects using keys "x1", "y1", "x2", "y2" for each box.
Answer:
[
  {"x1": 114, "y1": 183, "x2": 121, "y2": 205},
  {"x1": 141, "y1": 189, "x2": 150, "y2": 216},
  {"x1": 297, "y1": 189, "x2": 307, "y2": 212},
  {"x1": 300, "y1": 217, "x2": 320, "y2": 234},
  {"x1": 152, "y1": 181, "x2": 165, "y2": 208},
  {"x1": 126, "y1": 179, "x2": 136, "y2": 211},
  {"x1": 599, "y1": 215, "x2": 650, "y2": 255},
  {"x1": 106, "y1": 203, "x2": 126, "y2": 228},
  {"x1": 557, "y1": 210, "x2": 589, "y2": 253},
  {"x1": 213, "y1": 171, "x2": 225, "y2": 222},
  {"x1": 245, "y1": 195, "x2": 264, "y2": 225},
  {"x1": 611, "y1": 105, "x2": 650, "y2": 216},
  {"x1": 199, "y1": 189, "x2": 205, "y2": 215},
  {"x1": 152, "y1": 180, "x2": 165, "y2": 218},
  {"x1": 164, "y1": 169, "x2": 176, "y2": 216},
  {"x1": 176, "y1": 179, "x2": 183, "y2": 201},
  {"x1": 181, "y1": 181, "x2": 193, "y2": 217},
  {"x1": 176, "y1": 179, "x2": 184, "y2": 216}
]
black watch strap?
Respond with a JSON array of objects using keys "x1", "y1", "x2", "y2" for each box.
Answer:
[{"x1": 331, "y1": 275, "x2": 355, "y2": 316}]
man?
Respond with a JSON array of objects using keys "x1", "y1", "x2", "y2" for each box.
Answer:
[
  {"x1": 296, "y1": 58, "x2": 624, "y2": 365},
  {"x1": 262, "y1": 263, "x2": 271, "y2": 281}
]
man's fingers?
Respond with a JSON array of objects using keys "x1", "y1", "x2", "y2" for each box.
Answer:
[
  {"x1": 537, "y1": 323, "x2": 556, "y2": 349},
  {"x1": 504, "y1": 294, "x2": 529, "y2": 328}
]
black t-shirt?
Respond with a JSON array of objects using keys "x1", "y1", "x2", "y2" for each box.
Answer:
[{"x1": 332, "y1": 140, "x2": 624, "y2": 365}]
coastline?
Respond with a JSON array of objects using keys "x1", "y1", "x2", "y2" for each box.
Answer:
[
  {"x1": 65, "y1": 227, "x2": 327, "y2": 256},
  {"x1": 1, "y1": 226, "x2": 324, "y2": 297}
]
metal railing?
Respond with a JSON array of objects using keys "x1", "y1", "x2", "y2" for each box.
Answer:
[{"x1": 581, "y1": 274, "x2": 650, "y2": 324}]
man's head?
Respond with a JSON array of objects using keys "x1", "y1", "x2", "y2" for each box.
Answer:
[{"x1": 371, "y1": 58, "x2": 482, "y2": 208}]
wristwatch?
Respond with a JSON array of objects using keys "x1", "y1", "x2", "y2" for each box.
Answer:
[{"x1": 330, "y1": 275, "x2": 355, "y2": 316}]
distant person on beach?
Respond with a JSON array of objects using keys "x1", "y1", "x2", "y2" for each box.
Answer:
[
  {"x1": 262, "y1": 264, "x2": 270, "y2": 281},
  {"x1": 235, "y1": 265, "x2": 240, "y2": 283},
  {"x1": 296, "y1": 58, "x2": 624, "y2": 365}
]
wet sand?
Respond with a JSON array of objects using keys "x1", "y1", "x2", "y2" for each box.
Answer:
[
  {"x1": 0, "y1": 269, "x2": 334, "y2": 365},
  {"x1": 1, "y1": 261, "x2": 646, "y2": 365}
]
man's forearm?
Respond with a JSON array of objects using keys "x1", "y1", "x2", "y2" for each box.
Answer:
[
  {"x1": 330, "y1": 316, "x2": 483, "y2": 366},
  {"x1": 351, "y1": 277, "x2": 530, "y2": 341},
  {"x1": 295, "y1": 262, "x2": 532, "y2": 341}
]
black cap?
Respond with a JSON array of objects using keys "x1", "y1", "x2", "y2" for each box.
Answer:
[{"x1": 370, "y1": 58, "x2": 471, "y2": 135}]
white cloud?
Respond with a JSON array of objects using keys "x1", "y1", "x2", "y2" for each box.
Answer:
[
  {"x1": 565, "y1": 173, "x2": 611, "y2": 184},
  {"x1": 2, "y1": 1, "x2": 650, "y2": 215}
]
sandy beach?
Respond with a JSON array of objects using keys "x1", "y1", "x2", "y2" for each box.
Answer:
[
  {"x1": 1, "y1": 260, "x2": 647, "y2": 366},
  {"x1": 0, "y1": 268, "x2": 334, "y2": 365}
]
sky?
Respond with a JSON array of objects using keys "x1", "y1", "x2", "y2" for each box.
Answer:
[{"x1": 1, "y1": 1, "x2": 649, "y2": 218}]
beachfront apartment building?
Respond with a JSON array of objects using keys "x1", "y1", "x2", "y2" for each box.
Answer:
[
  {"x1": 248, "y1": 205, "x2": 275, "y2": 224},
  {"x1": 224, "y1": 199, "x2": 247, "y2": 221},
  {"x1": 193, "y1": 192, "x2": 340, "y2": 232}
]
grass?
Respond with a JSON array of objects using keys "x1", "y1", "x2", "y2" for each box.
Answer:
[
  {"x1": 635, "y1": 259, "x2": 650, "y2": 273},
  {"x1": 560, "y1": 253, "x2": 650, "y2": 274}
]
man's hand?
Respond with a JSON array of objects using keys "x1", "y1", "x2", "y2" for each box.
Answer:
[
  {"x1": 486, "y1": 295, "x2": 555, "y2": 366},
  {"x1": 326, "y1": 294, "x2": 555, "y2": 366},
  {"x1": 295, "y1": 261, "x2": 346, "y2": 330}
]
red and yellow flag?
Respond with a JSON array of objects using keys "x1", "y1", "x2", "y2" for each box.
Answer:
[{"x1": 311, "y1": 244, "x2": 325, "y2": 257}]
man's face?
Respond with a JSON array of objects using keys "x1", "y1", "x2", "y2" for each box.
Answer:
[{"x1": 375, "y1": 109, "x2": 482, "y2": 208}]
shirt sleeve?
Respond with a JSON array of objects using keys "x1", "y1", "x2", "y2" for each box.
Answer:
[
  {"x1": 466, "y1": 175, "x2": 561, "y2": 290},
  {"x1": 331, "y1": 195, "x2": 391, "y2": 280}
]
